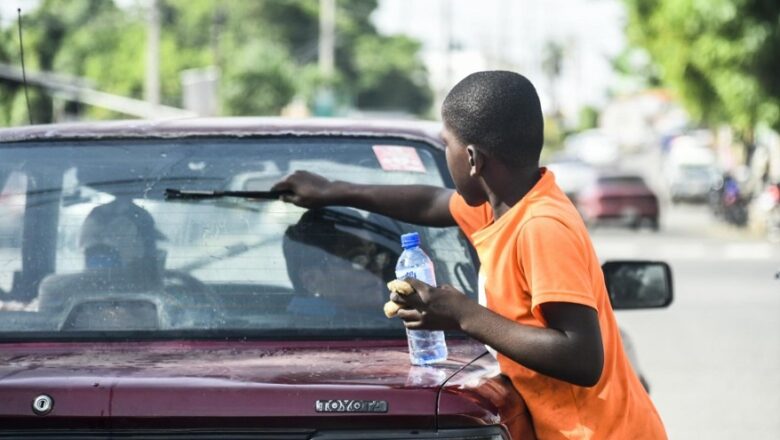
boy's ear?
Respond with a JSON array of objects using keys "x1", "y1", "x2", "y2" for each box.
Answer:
[{"x1": 466, "y1": 145, "x2": 483, "y2": 176}]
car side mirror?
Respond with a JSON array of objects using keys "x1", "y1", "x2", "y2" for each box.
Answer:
[{"x1": 602, "y1": 261, "x2": 673, "y2": 310}]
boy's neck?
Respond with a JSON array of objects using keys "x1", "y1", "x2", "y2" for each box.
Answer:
[{"x1": 484, "y1": 165, "x2": 542, "y2": 221}]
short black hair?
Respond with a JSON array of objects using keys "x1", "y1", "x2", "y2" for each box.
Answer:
[{"x1": 441, "y1": 71, "x2": 544, "y2": 166}]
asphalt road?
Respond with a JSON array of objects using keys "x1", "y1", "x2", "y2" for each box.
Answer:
[{"x1": 591, "y1": 203, "x2": 780, "y2": 439}]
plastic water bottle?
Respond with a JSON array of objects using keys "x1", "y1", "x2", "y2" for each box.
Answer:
[{"x1": 395, "y1": 232, "x2": 448, "y2": 365}]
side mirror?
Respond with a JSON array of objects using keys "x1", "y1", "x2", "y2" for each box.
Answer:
[{"x1": 602, "y1": 261, "x2": 673, "y2": 310}]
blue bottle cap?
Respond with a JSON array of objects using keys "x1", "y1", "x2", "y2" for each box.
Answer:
[{"x1": 400, "y1": 232, "x2": 420, "y2": 249}]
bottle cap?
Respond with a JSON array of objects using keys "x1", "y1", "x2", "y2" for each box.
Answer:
[{"x1": 400, "y1": 232, "x2": 420, "y2": 249}]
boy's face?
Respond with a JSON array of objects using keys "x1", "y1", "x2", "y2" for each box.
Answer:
[{"x1": 442, "y1": 124, "x2": 486, "y2": 206}]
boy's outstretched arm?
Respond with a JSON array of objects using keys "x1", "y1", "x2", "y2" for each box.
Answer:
[
  {"x1": 271, "y1": 170, "x2": 457, "y2": 227},
  {"x1": 393, "y1": 281, "x2": 605, "y2": 387}
]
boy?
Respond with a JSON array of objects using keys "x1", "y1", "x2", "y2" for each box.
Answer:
[{"x1": 272, "y1": 71, "x2": 666, "y2": 439}]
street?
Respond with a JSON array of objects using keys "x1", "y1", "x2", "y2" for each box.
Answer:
[{"x1": 592, "y1": 203, "x2": 780, "y2": 439}]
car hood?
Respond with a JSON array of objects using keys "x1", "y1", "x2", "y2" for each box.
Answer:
[{"x1": 0, "y1": 338, "x2": 496, "y2": 431}]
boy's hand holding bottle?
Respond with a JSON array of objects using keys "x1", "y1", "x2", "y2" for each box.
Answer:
[{"x1": 386, "y1": 278, "x2": 469, "y2": 332}]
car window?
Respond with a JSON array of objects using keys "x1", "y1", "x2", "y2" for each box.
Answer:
[
  {"x1": 0, "y1": 172, "x2": 26, "y2": 294},
  {"x1": 0, "y1": 137, "x2": 477, "y2": 340}
]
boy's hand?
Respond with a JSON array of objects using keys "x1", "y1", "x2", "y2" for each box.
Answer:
[
  {"x1": 271, "y1": 170, "x2": 341, "y2": 208},
  {"x1": 388, "y1": 278, "x2": 472, "y2": 331}
]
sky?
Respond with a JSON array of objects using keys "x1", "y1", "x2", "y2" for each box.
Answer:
[
  {"x1": 373, "y1": 0, "x2": 629, "y2": 119},
  {"x1": 0, "y1": 0, "x2": 39, "y2": 26},
  {"x1": 1, "y1": 0, "x2": 630, "y2": 120}
]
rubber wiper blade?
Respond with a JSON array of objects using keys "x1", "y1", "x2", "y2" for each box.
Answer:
[{"x1": 164, "y1": 188, "x2": 290, "y2": 200}]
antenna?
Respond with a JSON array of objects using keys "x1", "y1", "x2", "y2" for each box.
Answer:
[{"x1": 17, "y1": 8, "x2": 33, "y2": 125}]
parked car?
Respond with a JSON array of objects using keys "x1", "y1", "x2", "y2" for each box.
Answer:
[
  {"x1": 663, "y1": 136, "x2": 719, "y2": 204},
  {"x1": 668, "y1": 163, "x2": 720, "y2": 204},
  {"x1": 563, "y1": 129, "x2": 620, "y2": 167},
  {"x1": 544, "y1": 158, "x2": 597, "y2": 205},
  {"x1": 0, "y1": 118, "x2": 671, "y2": 438},
  {"x1": 577, "y1": 173, "x2": 660, "y2": 230}
]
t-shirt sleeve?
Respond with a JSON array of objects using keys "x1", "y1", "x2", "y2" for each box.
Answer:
[
  {"x1": 448, "y1": 192, "x2": 492, "y2": 239},
  {"x1": 518, "y1": 216, "x2": 597, "y2": 324}
]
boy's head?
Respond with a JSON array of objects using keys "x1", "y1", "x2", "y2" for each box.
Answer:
[
  {"x1": 441, "y1": 70, "x2": 544, "y2": 206},
  {"x1": 441, "y1": 71, "x2": 544, "y2": 203}
]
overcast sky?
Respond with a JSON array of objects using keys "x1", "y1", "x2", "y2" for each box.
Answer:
[
  {"x1": 373, "y1": 0, "x2": 628, "y2": 116},
  {"x1": 1, "y1": 0, "x2": 628, "y2": 117}
]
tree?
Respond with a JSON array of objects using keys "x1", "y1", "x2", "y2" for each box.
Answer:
[
  {"x1": 352, "y1": 34, "x2": 432, "y2": 114},
  {"x1": 0, "y1": 0, "x2": 433, "y2": 123},
  {"x1": 623, "y1": 0, "x2": 780, "y2": 144}
]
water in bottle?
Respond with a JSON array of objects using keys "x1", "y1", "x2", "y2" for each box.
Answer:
[{"x1": 395, "y1": 232, "x2": 448, "y2": 365}]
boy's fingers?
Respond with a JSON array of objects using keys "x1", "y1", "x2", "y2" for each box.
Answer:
[
  {"x1": 395, "y1": 308, "x2": 422, "y2": 322},
  {"x1": 383, "y1": 301, "x2": 402, "y2": 318},
  {"x1": 270, "y1": 179, "x2": 289, "y2": 192},
  {"x1": 389, "y1": 289, "x2": 426, "y2": 309},
  {"x1": 389, "y1": 292, "x2": 409, "y2": 305},
  {"x1": 387, "y1": 279, "x2": 414, "y2": 295},
  {"x1": 402, "y1": 278, "x2": 431, "y2": 294}
]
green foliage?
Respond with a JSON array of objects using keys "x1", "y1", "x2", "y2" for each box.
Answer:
[
  {"x1": 577, "y1": 106, "x2": 599, "y2": 132},
  {"x1": 353, "y1": 35, "x2": 432, "y2": 114},
  {"x1": 0, "y1": 0, "x2": 433, "y2": 124},
  {"x1": 221, "y1": 42, "x2": 297, "y2": 116},
  {"x1": 543, "y1": 116, "x2": 565, "y2": 150},
  {"x1": 622, "y1": 0, "x2": 780, "y2": 137}
]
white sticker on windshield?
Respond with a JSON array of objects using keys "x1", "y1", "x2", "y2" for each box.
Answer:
[{"x1": 372, "y1": 145, "x2": 426, "y2": 173}]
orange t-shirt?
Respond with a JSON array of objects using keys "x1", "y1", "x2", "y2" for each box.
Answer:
[{"x1": 449, "y1": 168, "x2": 666, "y2": 440}]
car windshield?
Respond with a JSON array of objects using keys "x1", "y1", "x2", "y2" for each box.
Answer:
[
  {"x1": 679, "y1": 165, "x2": 716, "y2": 180},
  {"x1": 0, "y1": 137, "x2": 477, "y2": 340}
]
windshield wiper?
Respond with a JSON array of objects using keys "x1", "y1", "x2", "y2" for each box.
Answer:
[{"x1": 164, "y1": 188, "x2": 291, "y2": 201}]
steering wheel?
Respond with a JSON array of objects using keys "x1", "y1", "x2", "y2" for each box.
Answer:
[
  {"x1": 164, "y1": 270, "x2": 209, "y2": 292},
  {"x1": 163, "y1": 270, "x2": 226, "y2": 322}
]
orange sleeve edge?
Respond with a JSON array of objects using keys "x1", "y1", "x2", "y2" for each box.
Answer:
[{"x1": 530, "y1": 290, "x2": 598, "y2": 324}]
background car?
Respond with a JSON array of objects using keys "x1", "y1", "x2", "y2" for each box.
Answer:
[
  {"x1": 0, "y1": 118, "x2": 671, "y2": 438},
  {"x1": 577, "y1": 173, "x2": 660, "y2": 230},
  {"x1": 664, "y1": 135, "x2": 719, "y2": 204},
  {"x1": 563, "y1": 129, "x2": 621, "y2": 167},
  {"x1": 545, "y1": 157, "x2": 597, "y2": 205}
]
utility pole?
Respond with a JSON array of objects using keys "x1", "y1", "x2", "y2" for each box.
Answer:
[
  {"x1": 145, "y1": 0, "x2": 160, "y2": 107},
  {"x1": 443, "y1": 0, "x2": 453, "y2": 90},
  {"x1": 315, "y1": 0, "x2": 336, "y2": 115},
  {"x1": 319, "y1": 0, "x2": 335, "y2": 78}
]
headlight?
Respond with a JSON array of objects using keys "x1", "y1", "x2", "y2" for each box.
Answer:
[{"x1": 312, "y1": 426, "x2": 508, "y2": 439}]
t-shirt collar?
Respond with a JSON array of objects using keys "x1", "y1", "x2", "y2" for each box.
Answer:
[{"x1": 471, "y1": 167, "x2": 554, "y2": 244}]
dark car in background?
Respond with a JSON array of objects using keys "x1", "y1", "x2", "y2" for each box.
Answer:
[
  {"x1": 577, "y1": 173, "x2": 660, "y2": 230},
  {"x1": 0, "y1": 118, "x2": 671, "y2": 439}
]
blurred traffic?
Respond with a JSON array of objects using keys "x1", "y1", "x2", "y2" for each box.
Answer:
[{"x1": 545, "y1": 120, "x2": 780, "y2": 242}]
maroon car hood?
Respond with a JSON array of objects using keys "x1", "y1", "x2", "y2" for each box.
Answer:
[{"x1": 0, "y1": 338, "x2": 490, "y2": 430}]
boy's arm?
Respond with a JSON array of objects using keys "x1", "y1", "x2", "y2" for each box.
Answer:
[
  {"x1": 393, "y1": 282, "x2": 604, "y2": 387},
  {"x1": 458, "y1": 299, "x2": 604, "y2": 387},
  {"x1": 271, "y1": 170, "x2": 457, "y2": 227}
]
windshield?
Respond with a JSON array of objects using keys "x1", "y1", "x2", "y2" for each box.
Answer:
[{"x1": 0, "y1": 137, "x2": 477, "y2": 340}]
